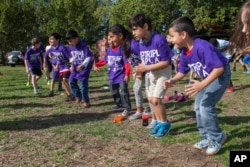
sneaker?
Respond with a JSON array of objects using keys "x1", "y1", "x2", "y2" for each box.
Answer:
[
  {"x1": 193, "y1": 139, "x2": 210, "y2": 150},
  {"x1": 48, "y1": 91, "x2": 54, "y2": 97},
  {"x1": 34, "y1": 90, "x2": 38, "y2": 95},
  {"x1": 150, "y1": 121, "x2": 159, "y2": 135},
  {"x1": 36, "y1": 84, "x2": 42, "y2": 89},
  {"x1": 121, "y1": 109, "x2": 129, "y2": 117},
  {"x1": 65, "y1": 95, "x2": 75, "y2": 102},
  {"x1": 155, "y1": 121, "x2": 172, "y2": 138},
  {"x1": 146, "y1": 121, "x2": 156, "y2": 129},
  {"x1": 227, "y1": 84, "x2": 234, "y2": 93},
  {"x1": 83, "y1": 102, "x2": 91, "y2": 108},
  {"x1": 206, "y1": 140, "x2": 222, "y2": 156},
  {"x1": 129, "y1": 112, "x2": 142, "y2": 120}
]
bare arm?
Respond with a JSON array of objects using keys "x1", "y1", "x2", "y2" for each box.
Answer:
[
  {"x1": 135, "y1": 61, "x2": 170, "y2": 72},
  {"x1": 185, "y1": 67, "x2": 224, "y2": 96}
]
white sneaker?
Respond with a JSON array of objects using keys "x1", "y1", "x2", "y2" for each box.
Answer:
[
  {"x1": 146, "y1": 121, "x2": 156, "y2": 129},
  {"x1": 129, "y1": 112, "x2": 142, "y2": 120},
  {"x1": 121, "y1": 110, "x2": 129, "y2": 117}
]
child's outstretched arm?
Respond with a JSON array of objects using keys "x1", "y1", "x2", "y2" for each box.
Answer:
[
  {"x1": 135, "y1": 60, "x2": 169, "y2": 72},
  {"x1": 164, "y1": 72, "x2": 185, "y2": 89},
  {"x1": 93, "y1": 59, "x2": 106, "y2": 72},
  {"x1": 185, "y1": 67, "x2": 224, "y2": 96}
]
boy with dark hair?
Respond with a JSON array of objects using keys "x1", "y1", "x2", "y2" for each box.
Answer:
[
  {"x1": 166, "y1": 16, "x2": 230, "y2": 155},
  {"x1": 25, "y1": 37, "x2": 43, "y2": 95},
  {"x1": 129, "y1": 13, "x2": 173, "y2": 137}
]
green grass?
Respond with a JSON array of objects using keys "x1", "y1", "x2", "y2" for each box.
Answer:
[{"x1": 0, "y1": 64, "x2": 250, "y2": 166}]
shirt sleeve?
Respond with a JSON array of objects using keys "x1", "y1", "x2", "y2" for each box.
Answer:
[{"x1": 124, "y1": 62, "x2": 131, "y2": 76}]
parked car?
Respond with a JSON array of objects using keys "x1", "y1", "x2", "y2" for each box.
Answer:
[{"x1": 6, "y1": 51, "x2": 24, "y2": 67}]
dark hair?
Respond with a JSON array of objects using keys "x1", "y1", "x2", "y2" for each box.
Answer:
[
  {"x1": 209, "y1": 38, "x2": 219, "y2": 48},
  {"x1": 129, "y1": 13, "x2": 152, "y2": 31},
  {"x1": 31, "y1": 37, "x2": 40, "y2": 45},
  {"x1": 65, "y1": 29, "x2": 79, "y2": 40},
  {"x1": 168, "y1": 16, "x2": 195, "y2": 37},
  {"x1": 109, "y1": 24, "x2": 133, "y2": 58},
  {"x1": 49, "y1": 32, "x2": 61, "y2": 42}
]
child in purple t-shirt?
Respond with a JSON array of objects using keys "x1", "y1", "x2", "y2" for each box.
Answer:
[
  {"x1": 166, "y1": 16, "x2": 230, "y2": 155},
  {"x1": 66, "y1": 29, "x2": 93, "y2": 108},
  {"x1": 46, "y1": 32, "x2": 74, "y2": 102},
  {"x1": 129, "y1": 13, "x2": 173, "y2": 137},
  {"x1": 24, "y1": 37, "x2": 43, "y2": 95},
  {"x1": 94, "y1": 24, "x2": 132, "y2": 118}
]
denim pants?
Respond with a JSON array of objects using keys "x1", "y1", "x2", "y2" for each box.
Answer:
[
  {"x1": 194, "y1": 65, "x2": 231, "y2": 143},
  {"x1": 133, "y1": 73, "x2": 152, "y2": 113},
  {"x1": 70, "y1": 79, "x2": 90, "y2": 103},
  {"x1": 110, "y1": 81, "x2": 131, "y2": 111}
]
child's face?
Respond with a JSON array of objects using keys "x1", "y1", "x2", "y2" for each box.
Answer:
[
  {"x1": 131, "y1": 25, "x2": 147, "y2": 40},
  {"x1": 67, "y1": 37, "x2": 78, "y2": 46},
  {"x1": 49, "y1": 36, "x2": 59, "y2": 47},
  {"x1": 241, "y1": 10, "x2": 250, "y2": 41},
  {"x1": 168, "y1": 27, "x2": 184, "y2": 49},
  {"x1": 108, "y1": 32, "x2": 123, "y2": 48}
]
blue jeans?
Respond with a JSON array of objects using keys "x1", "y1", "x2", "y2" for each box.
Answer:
[
  {"x1": 194, "y1": 65, "x2": 231, "y2": 143},
  {"x1": 70, "y1": 79, "x2": 89, "y2": 103},
  {"x1": 110, "y1": 81, "x2": 131, "y2": 111}
]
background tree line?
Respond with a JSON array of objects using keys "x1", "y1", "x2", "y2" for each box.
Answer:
[{"x1": 0, "y1": 0, "x2": 245, "y2": 64}]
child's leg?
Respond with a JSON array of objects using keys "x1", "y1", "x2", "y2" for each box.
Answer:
[
  {"x1": 119, "y1": 82, "x2": 131, "y2": 116},
  {"x1": 62, "y1": 77, "x2": 71, "y2": 96},
  {"x1": 149, "y1": 97, "x2": 166, "y2": 122},
  {"x1": 31, "y1": 74, "x2": 37, "y2": 92},
  {"x1": 110, "y1": 83, "x2": 122, "y2": 108},
  {"x1": 133, "y1": 77, "x2": 144, "y2": 112},
  {"x1": 69, "y1": 78, "x2": 81, "y2": 101},
  {"x1": 80, "y1": 80, "x2": 90, "y2": 108},
  {"x1": 195, "y1": 65, "x2": 230, "y2": 155}
]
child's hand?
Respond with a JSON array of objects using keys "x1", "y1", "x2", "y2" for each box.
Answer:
[
  {"x1": 76, "y1": 65, "x2": 84, "y2": 72},
  {"x1": 184, "y1": 79, "x2": 202, "y2": 96},
  {"x1": 135, "y1": 63, "x2": 147, "y2": 73},
  {"x1": 164, "y1": 79, "x2": 175, "y2": 89},
  {"x1": 26, "y1": 68, "x2": 29, "y2": 74},
  {"x1": 124, "y1": 76, "x2": 129, "y2": 83},
  {"x1": 93, "y1": 65, "x2": 100, "y2": 72}
]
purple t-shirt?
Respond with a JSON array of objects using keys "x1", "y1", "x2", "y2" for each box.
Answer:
[
  {"x1": 68, "y1": 41, "x2": 93, "y2": 81},
  {"x1": 25, "y1": 47, "x2": 42, "y2": 69},
  {"x1": 104, "y1": 46, "x2": 128, "y2": 84},
  {"x1": 46, "y1": 44, "x2": 70, "y2": 72},
  {"x1": 139, "y1": 32, "x2": 173, "y2": 65},
  {"x1": 178, "y1": 38, "x2": 229, "y2": 78},
  {"x1": 128, "y1": 39, "x2": 141, "y2": 67}
]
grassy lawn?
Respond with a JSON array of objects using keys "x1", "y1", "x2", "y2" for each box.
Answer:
[{"x1": 0, "y1": 64, "x2": 249, "y2": 167}]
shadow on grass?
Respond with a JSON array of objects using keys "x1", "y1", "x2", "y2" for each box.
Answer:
[
  {"x1": 233, "y1": 84, "x2": 250, "y2": 91},
  {"x1": 0, "y1": 102, "x2": 54, "y2": 109},
  {"x1": 0, "y1": 95, "x2": 32, "y2": 100},
  {"x1": 0, "y1": 109, "x2": 121, "y2": 131}
]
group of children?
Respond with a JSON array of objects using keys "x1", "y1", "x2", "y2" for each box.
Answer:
[{"x1": 23, "y1": 0, "x2": 250, "y2": 156}]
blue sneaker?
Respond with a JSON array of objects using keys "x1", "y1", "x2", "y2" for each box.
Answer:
[
  {"x1": 150, "y1": 121, "x2": 159, "y2": 136},
  {"x1": 193, "y1": 139, "x2": 210, "y2": 150},
  {"x1": 155, "y1": 121, "x2": 171, "y2": 138}
]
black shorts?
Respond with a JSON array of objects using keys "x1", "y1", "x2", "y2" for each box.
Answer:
[{"x1": 30, "y1": 68, "x2": 43, "y2": 76}]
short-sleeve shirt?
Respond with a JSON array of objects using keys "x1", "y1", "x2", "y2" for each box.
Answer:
[
  {"x1": 46, "y1": 44, "x2": 70, "y2": 72},
  {"x1": 25, "y1": 47, "x2": 42, "y2": 69},
  {"x1": 139, "y1": 32, "x2": 173, "y2": 66},
  {"x1": 68, "y1": 40, "x2": 93, "y2": 81},
  {"x1": 178, "y1": 38, "x2": 229, "y2": 78},
  {"x1": 104, "y1": 46, "x2": 128, "y2": 84}
]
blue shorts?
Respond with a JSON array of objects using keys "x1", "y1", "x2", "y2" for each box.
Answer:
[
  {"x1": 243, "y1": 54, "x2": 250, "y2": 64},
  {"x1": 30, "y1": 68, "x2": 42, "y2": 76}
]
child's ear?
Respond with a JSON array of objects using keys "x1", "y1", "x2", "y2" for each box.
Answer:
[
  {"x1": 181, "y1": 31, "x2": 187, "y2": 39},
  {"x1": 143, "y1": 23, "x2": 148, "y2": 30}
]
